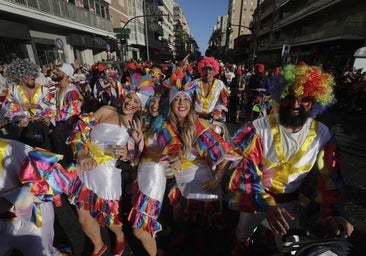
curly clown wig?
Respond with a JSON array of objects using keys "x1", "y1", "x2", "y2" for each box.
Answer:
[
  {"x1": 5, "y1": 57, "x2": 39, "y2": 84},
  {"x1": 279, "y1": 63, "x2": 336, "y2": 116},
  {"x1": 197, "y1": 56, "x2": 220, "y2": 77}
]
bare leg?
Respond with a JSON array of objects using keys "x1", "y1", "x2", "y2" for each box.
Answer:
[
  {"x1": 108, "y1": 223, "x2": 125, "y2": 242},
  {"x1": 133, "y1": 228, "x2": 157, "y2": 256},
  {"x1": 76, "y1": 208, "x2": 104, "y2": 253}
]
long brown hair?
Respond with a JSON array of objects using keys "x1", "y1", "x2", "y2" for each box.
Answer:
[{"x1": 168, "y1": 101, "x2": 197, "y2": 156}]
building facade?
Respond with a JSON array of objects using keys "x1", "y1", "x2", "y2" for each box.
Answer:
[
  {"x1": 253, "y1": 0, "x2": 366, "y2": 68},
  {"x1": 0, "y1": 0, "x2": 118, "y2": 66}
]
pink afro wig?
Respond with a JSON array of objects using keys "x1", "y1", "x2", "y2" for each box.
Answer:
[{"x1": 197, "y1": 56, "x2": 219, "y2": 76}]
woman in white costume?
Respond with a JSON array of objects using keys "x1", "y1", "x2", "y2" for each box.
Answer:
[
  {"x1": 66, "y1": 74, "x2": 154, "y2": 256},
  {"x1": 158, "y1": 69, "x2": 241, "y2": 253},
  {"x1": 128, "y1": 89, "x2": 168, "y2": 256}
]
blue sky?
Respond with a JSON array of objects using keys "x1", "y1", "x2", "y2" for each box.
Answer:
[{"x1": 175, "y1": 0, "x2": 228, "y2": 54}]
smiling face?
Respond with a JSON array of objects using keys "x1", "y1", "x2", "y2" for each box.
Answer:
[
  {"x1": 148, "y1": 95, "x2": 161, "y2": 117},
  {"x1": 122, "y1": 92, "x2": 142, "y2": 116},
  {"x1": 171, "y1": 92, "x2": 192, "y2": 124},
  {"x1": 279, "y1": 94, "x2": 314, "y2": 129}
]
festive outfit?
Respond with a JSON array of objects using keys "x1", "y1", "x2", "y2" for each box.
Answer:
[
  {"x1": 0, "y1": 139, "x2": 72, "y2": 256},
  {"x1": 228, "y1": 113, "x2": 346, "y2": 241},
  {"x1": 191, "y1": 78, "x2": 230, "y2": 122},
  {"x1": 159, "y1": 118, "x2": 241, "y2": 226},
  {"x1": 66, "y1": 114, "x2": 143, "y2": 227},
  {"x1": 128, "y1": 128, "x2": 166, "y2": 237},
  {"x1": 3, "y1": 84, "x2": 55, "y2": 123}
]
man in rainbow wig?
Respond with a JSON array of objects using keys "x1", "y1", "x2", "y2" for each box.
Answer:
[{"x1": 228, "y1": 62, "x2": 354, "y2": 255}]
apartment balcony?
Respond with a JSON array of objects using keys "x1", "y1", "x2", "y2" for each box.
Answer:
[
  {"x1": 269, "y1": 22, "x2": 365, "y2": 50},
  {"x1": 1, "y1": 0, "x2": 113, "y2": 36},
  {"x1": 257, "y1": 25, "x2": 272, "y2": 37},
  {"x1": 273, "y1": 0, "x2": 342, "y2": 30}
]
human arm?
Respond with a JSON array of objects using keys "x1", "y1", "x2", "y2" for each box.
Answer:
[
  {"x1": 301, "y1": 138, "x2": 354, "y2": 237},
  {"x1": 194, "y1": 119, "x2": 241, "y2": 191},
  {"x1": 66, "y1": 113, "x2": 98, "y2": 170}
]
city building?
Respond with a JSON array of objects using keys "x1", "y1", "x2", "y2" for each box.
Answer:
[
  {"x1": 0, "y1": 0, "x2": 187, "y2": 66},
  {"x1": 253, "y1": 0, "x2": 366, "y2": 68},
  {"x1": 227, "y1": 0, "x2": 258, "y2": 50},
  {"x1": 0, "y1": 0, "x2": 117, "y2": 66}
]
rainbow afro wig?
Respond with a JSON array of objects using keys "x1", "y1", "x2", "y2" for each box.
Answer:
[{"x1": 277, "y1": 63, "x2": 336, "y2": 116}]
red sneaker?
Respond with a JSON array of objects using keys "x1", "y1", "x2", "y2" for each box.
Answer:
[
  {"x1": 114, "y1": 237, "x2": 126, "y2": 256},
  {"x1": 91, "y1": 244, "x2": 107, "y2": 256}
]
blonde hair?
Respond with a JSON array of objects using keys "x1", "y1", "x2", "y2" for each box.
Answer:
[{"x1": 168, "y1": 103, "x2": 197, "y2": 156}]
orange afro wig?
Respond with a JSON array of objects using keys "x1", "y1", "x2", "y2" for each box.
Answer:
[{"x1": 197, "y1": 56, "x2": 219, "y2": 76}]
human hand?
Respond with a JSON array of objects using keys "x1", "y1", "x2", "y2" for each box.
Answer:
[
  {"x1": 129, "y1": 119, "x2": 143, "y2": 144},
  {"x1": 22, "y1": 103, "x2": 40, "y2": 111},
  {"x1": 167, "y1": 152, "x2": 182, "y2": 172},
  {"x1": 114, "y1": 146, "x2": 130, "y2": 161},
  {"x1": 327, "y1": 216, "x2": 354, "y2": 238},
  {"x1": 77, "y1": 151, "x2": 97, "y2": 171},
  {"x1": 202, "y1": 177, "x2": 220, "y2": 191},
  {"x1": 266, "y1": 205, "x2": 295, "y2": 235}
]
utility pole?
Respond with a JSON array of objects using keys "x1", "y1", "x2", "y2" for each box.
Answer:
[
  {"x1": 116, "y1": 13, "x2": 169, "y2": 62},
  {"x1": 227, "y1": 23, "x2": 257, "y2": 63}
]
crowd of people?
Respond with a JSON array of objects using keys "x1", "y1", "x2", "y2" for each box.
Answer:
[{"x1": 0, "y1": 55, "x2": 356, "y2": 256}]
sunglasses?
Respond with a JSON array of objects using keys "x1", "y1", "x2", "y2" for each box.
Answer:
[
  {"x1": 145, "y1": 68, "x2": 166, "y2": 80},
  {"x1": 282, "y1": 95, "x2": 314, "y2": 105},
  {"x1": 203, "y1": 66, "x2": 214, "y2": 71}
]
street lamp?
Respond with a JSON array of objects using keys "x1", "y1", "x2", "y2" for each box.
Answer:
[
  {"x1": 227, "y1": 23, "x2": 257, "y2": 63},
  {"x1": 118, "y1": 13, "x2": 169, "y2": 61}
]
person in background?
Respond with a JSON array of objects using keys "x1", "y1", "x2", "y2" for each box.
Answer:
[
  {"x1": 0, "y1": 61, "x2": 8, "y2": 95},
  {"x1": 159, "y1": 72, "x2": 241, "y2": 254},
  {"x1": 228, "y1": 63, "x2": 354, "y2": 255},
  {"x1": 50, "y1": 63, "x2": 83, "y2": 167},
  {"x1": 128, "y1": 85, "x2": 169, "y2": 256},
  {"x1": 3, "y1": 58, "x2": 56, "y2": 149},
  {"x1": 190, "y1": 57, "x2": 231, "y2": 141},
  {"x1": 66, "y1": 74, "x2": 152, "y2": 256},
  {"x1": 244, "y1": 63, "x2": 267, "y2": 120}
]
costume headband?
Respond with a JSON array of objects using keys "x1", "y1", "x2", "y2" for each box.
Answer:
[
  {"x1": 162, "y1": 68, "x2": 194, "y2": 104},
  {"x1": 126, "y1": 73, "x2": 155, "y2": 108}
]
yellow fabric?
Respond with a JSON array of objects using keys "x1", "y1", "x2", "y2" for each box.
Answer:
[
  {"x1": 263, "y1": 115, "x2": 317, "y2": 193},
  {"x1": 197, "y1": 79, "x2": 220, "y2": 113},
  {"x1": 0, "y1": 140, "x2": 9, "y2": 175},
  {"x1": 17, "y1": 85, "x2": 43, "y2": 116},
  {"x1": 35, "y1": 204, "x2": 42, "y2": 227},
  {"x1": 86, "y1": 141, "x2": 113, "y2": 164}
]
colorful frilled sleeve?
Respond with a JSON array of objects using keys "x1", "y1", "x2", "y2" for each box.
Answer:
[
  {"x1": 18, "y1": 148, "x2": 77, "y2": 226},
  {"x1": 194, "y1": 119, "x2": 240, "y2": 169},
  {"x1": 65, "y1": 113, "x2": 98, "y2": 155},
  {"x1": 56, "y1": 89, "x2": 83, "y2": 122},
  {"x1": 300, "y1": 137, "x2": 347, "y2": 222},
  {"x1": 213, "y1": 81, "x2": 230, "y2": 121},
  {"x1": 158, "y1": 119, "x2": 240, "y2": 171},
  {"x1": 228, "y1": 122, "x2": 273, "y2": 212}
]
